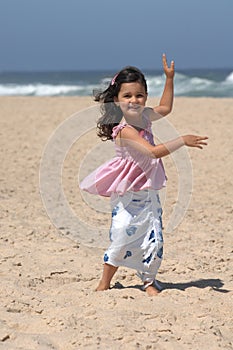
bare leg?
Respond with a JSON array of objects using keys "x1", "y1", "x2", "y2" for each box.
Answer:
[{"x1": 96, "y1": 263, "x2": 118, "y2": 291}]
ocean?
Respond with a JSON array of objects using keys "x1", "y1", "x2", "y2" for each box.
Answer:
[{"x1": 0, "y1": 68, "x2": 232, "y2": 97}]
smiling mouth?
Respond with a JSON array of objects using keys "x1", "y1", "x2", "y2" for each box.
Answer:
[{"x1": 128, "y1": 104, "x2": 141, "y2": 110}]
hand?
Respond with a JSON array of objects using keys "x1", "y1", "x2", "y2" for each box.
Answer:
[
  {"x1": 182, "y1": 135, "x2": 208, "y2": 149},
  {"x1": 162, "y1": 53, "x2": 175, "y2": 79}
]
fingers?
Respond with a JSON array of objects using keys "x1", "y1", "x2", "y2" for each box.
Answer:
[
  {"x1": 197, "y1": 136, "x2": 208, "y2": 144},
  {"x1": 162, "y1": 53, "x2": 175, "y2": 69},
  {"x1": 197, "y1": 136, "x2": 208, "y2": 140},
  {"x1": 184, "y1": 134, "x2": 208, "y2": 149},
  {"x1": 195, "y1": 136, "x2": 208, "y2": 149},
  {"x1": 162, "y1": 53, "x2": 167, "y2": 67},
  {"x1": 162, "y1": 54, "x2": 175, "y2": 79},
  {"x1": 162, "y1": 53, "x2": 169, "y2": 69}
]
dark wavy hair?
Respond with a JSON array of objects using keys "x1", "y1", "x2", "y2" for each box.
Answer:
[{"x1": 95, "y1": 66, "x2": 147, "y2": 140}]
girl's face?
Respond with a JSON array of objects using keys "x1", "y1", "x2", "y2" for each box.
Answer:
[{"x1": 114, "y1": 82, "x2": 147, "y2": 121}]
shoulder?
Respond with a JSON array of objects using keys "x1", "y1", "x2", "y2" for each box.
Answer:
[
  {"x1": 116, "y1": 125, "x2": 143, "y2": 146},
  {"x1": 112, "y1": 123, "x2": 137, "y2": 139},
  {"x1": 143, "y1": 107, "x2": 163, "y2": 122},
  {"x1": 119, "y1": 124, "x2": 139, "y2": 136},
  {"x1": 112, "y1": 123, "x2": 127, "y2": 139}
]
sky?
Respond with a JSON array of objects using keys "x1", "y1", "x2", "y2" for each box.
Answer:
[{"x1": 0, "y1": 0, "x2": 233, "y2": 71}]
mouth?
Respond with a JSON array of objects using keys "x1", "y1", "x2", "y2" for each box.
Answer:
[{"x1": 128, "y1": 104, "x2": 141, "y2": 111}]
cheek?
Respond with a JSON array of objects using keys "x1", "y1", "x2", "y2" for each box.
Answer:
[
  {"x1": 119, "y1": 102, "x2": 129, "y2": 111},
  {"x1": 142, "y1": 96, "x2": 147, "y2": 104}
]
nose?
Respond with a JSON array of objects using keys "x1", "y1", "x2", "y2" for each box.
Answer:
[{"x1": 130, "y1": 95, "x2": 137, "y2": 104}]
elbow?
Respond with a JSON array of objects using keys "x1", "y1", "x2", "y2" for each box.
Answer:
[
  {"x1": 158, "y1": 105, "x2": 173, "y2": 117},
  {"x1": 162, "y1": 106, "x2": 172, "y2": 116}
]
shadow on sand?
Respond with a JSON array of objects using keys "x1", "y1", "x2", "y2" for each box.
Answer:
[{"x1": 112, "y1": 278, "x2": 231, "y2": 293}]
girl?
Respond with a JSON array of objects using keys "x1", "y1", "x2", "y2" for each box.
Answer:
[{"x1": 80, "y1": 54, "x2": 208, "y2": 296}]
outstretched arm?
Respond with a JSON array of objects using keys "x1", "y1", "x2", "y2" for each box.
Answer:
[
  {"x1": 147, "y1": 54, "x2": 175, "y2": 121},
  {"x1": 117, "y1": 126, "x2": 208, "y2": 159}
]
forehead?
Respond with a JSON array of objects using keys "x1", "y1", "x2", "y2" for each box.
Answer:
[{"x1": 119, "y1": 82, "x2": 146, "y2": 94}]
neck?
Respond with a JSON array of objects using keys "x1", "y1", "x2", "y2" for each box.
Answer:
[{"x1": 123, "y1": 115, "x2": 146, "y2": 130}]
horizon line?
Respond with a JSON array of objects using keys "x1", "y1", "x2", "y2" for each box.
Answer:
[{"x1": 0, "y1": 67, "x2": 233, "y2": 74}]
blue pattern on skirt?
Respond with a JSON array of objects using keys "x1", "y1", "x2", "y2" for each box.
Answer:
[{"x1": 103, "y1": 189, "x2": 164, "y2": 284}]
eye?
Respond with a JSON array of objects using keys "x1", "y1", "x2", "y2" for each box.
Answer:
[{"x1": 123, "y1": 94, "x2": 131, "y2": 98}]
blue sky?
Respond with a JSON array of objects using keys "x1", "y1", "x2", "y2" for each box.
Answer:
[{"x1": 1, "y1": 0, "x2": 233, "y2": 71}]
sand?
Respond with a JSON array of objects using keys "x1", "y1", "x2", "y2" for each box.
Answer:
[{"x1": 0, "y1": 96, "x2": 232, "y2": 349}]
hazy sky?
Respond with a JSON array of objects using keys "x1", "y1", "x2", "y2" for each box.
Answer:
[{"x1": 1, "y1": 0, "x2": 232, "y2": 71}]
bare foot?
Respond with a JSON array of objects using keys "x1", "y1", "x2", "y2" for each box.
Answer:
[
  {"x1": 95, "y1": 264, "x2": 118, "y2": 291},
  {"x1": 95, "y1": 281, "x2": 110, "y2": 291},
  {"x1": 145, "y1": 284, "x2": 161, "y2": 296}
]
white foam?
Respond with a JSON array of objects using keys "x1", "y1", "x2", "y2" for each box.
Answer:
[
  {"x1": 225, "y1": 71, "x2": 233, "y2": 82},
  {"x1": 0, "y1": 72, "x2": 232, "y2": 97},
  {"x1": 0, "y1": 83, "x2": 97, "y2": 96}
]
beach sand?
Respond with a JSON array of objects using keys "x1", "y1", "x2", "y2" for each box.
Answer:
[{"x1": 0, "y1": 96, "x2": 232, "y2": 349}]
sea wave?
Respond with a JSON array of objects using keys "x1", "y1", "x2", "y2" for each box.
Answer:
[
  {"x1": 226, "y1": 71, "x2": 233, "y2": 82},
  {"x1": 147, "y1": 72, "x2": 233, "y2": 97},
  {"x1": 0, "y1": 83, "x2": 99, "y2": 96},
  {"x1": 0, "y1": 71, "x2": 232, "y2": 97}
]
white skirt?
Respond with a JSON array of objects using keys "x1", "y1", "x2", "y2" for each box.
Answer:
[{"x1": 103, "y1": 189, "x2": 163, "y2": 285}]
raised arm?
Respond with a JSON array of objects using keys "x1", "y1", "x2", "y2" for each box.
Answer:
[{"x1": 147, "y1": 54, "x2": 175, "y2": 121}]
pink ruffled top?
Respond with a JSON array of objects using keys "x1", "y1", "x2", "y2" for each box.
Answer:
[{"x1": 80, "y1": 118, "x2": 166, "y2": 197}]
